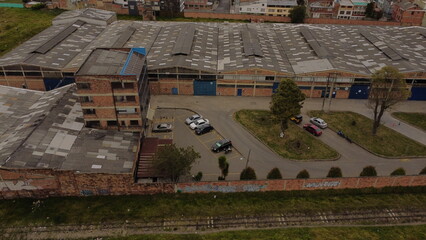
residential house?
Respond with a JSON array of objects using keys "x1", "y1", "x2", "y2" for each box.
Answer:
[
  {"x1": 392, "y1": 0, "x2": 424, "y2": 25},
  {"x1": 266, "y1": 0, "x2": 298, "y2": 17}
]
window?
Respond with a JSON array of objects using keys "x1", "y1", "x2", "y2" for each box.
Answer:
[
  {"x1": 346, "y1": 11, "x2": 351, "y2": 14},
  {"x1": 130, "y1": 120, "x2": 139, "y2": 126},
  {"x1": 268, "y1": 9, "x2": 275, "y2": 12},
  {"x1": 124, "y1": 83, "x2": 134, "y2": 88},
  {"x1": 116, "y1": 108, "x2": 137, "y2": 114},
  {"x1": 85, "y1": 120, "x2": 100, "y2": 128},
  {"x1": 79, "y1": 96, "x2": 93, "y2": 103},
  {"x1": 340, "y1": 11, "x2": 344, "y2": 14},
  {"x1": 107, "y1": 120, "x2": 117, "y2": 126},
  {"x1": 115, "y1": 96, "x2": 136, "y2": 102},
  {"x1": 111, "y1": 82, "x2": 134, "y2": 89},
  {"x1": 265, "y1": 76, "x2": 275, "y2": 81},
  {"x1": 77, "y1": 83, "x2": 91, "y2": 90},
  {"x1": 83, "y1": 109, "x2": 96, "y2": 114},
  {"x1": 25, "y1": 72, "x2": 42, "y2": 77}
]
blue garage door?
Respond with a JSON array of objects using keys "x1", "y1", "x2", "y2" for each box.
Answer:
[
  {"x1": 349, "y1": 85, "x2": 370, "y2": 99},
  {"x1": 194, "y1": 80, "x2": 216, "y2": 96},
  {"x1": 272, "y1": 82, "x2": 280, "y2": 93},
  {"x1": 409, "y1": 87, "x2": 426, "y2": 101},
  {"x1": 43, "y1": 77, "x2": 75, "y2": 91}
]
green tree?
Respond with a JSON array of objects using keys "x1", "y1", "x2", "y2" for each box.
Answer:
[
  {"x1": 153, "y1": 144, "x2": 200, "y2": 183},
  {"x1": 365, "y1": 2, "x2": 375, "y2": 18},
  {"x1": 327, "y1": 167, "x2": 342, "y2": 178},
  {"x1": 267, "y1": 167, "x2": 283, "y2": 179},
  {"x1": 296, "y1": 169, "x2": 310, "y2": 179},
  {"x1": 420, "y1": 166, "x2": 426, "y2": 175},
  {"x1": 391, "y1": 168, "x2": 406, "y2": 176},
  {"x1": 240, "y1": 167, "x2": 257, "y2": 180},
  {"x1": 218, "y1": 156, "x2": 229, "y2": 180},
  {"x1": 289, "y1": 6, "x2": 306, "y2": 23},
  {"x1": 367, "y1": 66, "x2": 410, "y2": 135},
  {"x1": 360, "y1": 166, "x2": 377, "y2": 177},
  {"x1": 193, "y1": 171, "x2": 203, "y2": 181},
  {"x1": 270, "y1": 78, "x2": 305, "y2": 136}
]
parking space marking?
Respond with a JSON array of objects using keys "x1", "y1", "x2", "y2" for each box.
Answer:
[{"x1": 203, "y1": 137, "x2": 220, "y2": 143}]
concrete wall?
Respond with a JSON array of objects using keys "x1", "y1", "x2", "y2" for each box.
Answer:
[{"x1": 1, "y1": 168, "x2": 425, "y2": 199}]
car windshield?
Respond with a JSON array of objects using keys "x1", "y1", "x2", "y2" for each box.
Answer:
[
  {"x1": 215, "y1": 142, "x2": 222, "y2": 147},
  {"x1": 158, "y1": 124, "x2": 167, "y2": 128}
]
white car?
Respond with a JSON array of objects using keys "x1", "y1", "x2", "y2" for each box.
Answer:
[
  {"x1": 189, "y1": 118, "x2": 209, "y2": 130},
  {"x1": 185, "y1": 114, "x2": 203, "y2": 125},
  {"x1": 310, "y1": 117, "x2": 328, "y2": 129}
]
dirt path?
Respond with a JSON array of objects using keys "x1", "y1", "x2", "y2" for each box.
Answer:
[{"x1": 2, "y1": 208, "x2": 425, "y2": 239}]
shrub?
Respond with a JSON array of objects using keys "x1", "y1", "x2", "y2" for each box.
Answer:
[
  {"x1": 296, "y1": 169, "x2": 310, "y2": 179},
  {"x1": 193, "y1": 171, "x2": 203, "y2": 181},
  {"x1": 391, "y1": 168, "x2": 406, "y2": 176},
  {"x1": 218, "y1": 156, "x2": 227, "y2": 170},
  {"x1": 360, "y1": 166, "x2": 377, "y2": 177},
  {"x1": 267, "y1": 168, "x2": 282, "y2": 179},
  {"x1": 218, "y1": 156, "x2": 229, "y2": 180},
  {"x1": 30, "y1": 3, "x2": 46, "y2": 10},
  {"x1": 240, "y1": 167, "x2": 257, "y2": 180},
  {"x1": 327, "y1": 167, "x2": 342, "y2": 178},
  {"x1": 420, "y1": 166, "x2": 426, "y2": 175}
]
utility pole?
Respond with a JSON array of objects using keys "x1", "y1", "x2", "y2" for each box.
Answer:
[{"x1": 245, "y1": 149, "x2": 251, "y2": 169}]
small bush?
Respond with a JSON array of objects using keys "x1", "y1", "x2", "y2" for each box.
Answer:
[
  {"x1": 240, "y1": 167, "x2": 257, "y2": 180},
  {"x1": 30, "y1": 3, "x2": 46, "y2": 10},
  {"x1": 218, "y1": 156, "x2": 227, "y2": 170},
  {"x1": 218, "y1": 156, "x2": 229, "y2": 180},
  {"x1": 327, "y1": 167, "x2": 342, "y2": 178},
  {"x1": 360, "y1": 166, "x2": 377, "y2": 177},
  {"x1": 351, "y1": 120, "x2": 357, "y2": 126},
  {"x1": 267, "y1": 167, "x2": 282, "y2": 179},
  {"x1": 193, "y1": 171, "x2": 203, "y2": 181},
  {"x1": 419, "y1": 166, "x2": 426, "y2": 175},
  {"x1": 296, "y1": 169, "x2": 310, "y2": 179},
  {"x1": 391, "y1": 168, "x2": 406, "y2": 176}
]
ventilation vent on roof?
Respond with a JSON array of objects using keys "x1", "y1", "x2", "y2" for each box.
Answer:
[
  {"x1": 112, "y1": 26, "x2": 136, "y2": 48},
  {"x1": 360, "y1": 30, "x2": 404, "y2": 61},
  {"x1": 241, "y1": 25, "x2": 263, "y2": 58},
  {"x1": 172, "y1": 25, "x2": 196, "y2": 56},
  {"x1": 300, "y1": 27, "x2": 330, "y2": 59},
  {"x1": 32, "y1": 21, "x2": 85, "y2": 54}
]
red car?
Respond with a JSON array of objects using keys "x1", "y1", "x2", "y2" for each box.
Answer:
[{"x1": 303, "y1": 123, "x2": 322, "y2": 136}]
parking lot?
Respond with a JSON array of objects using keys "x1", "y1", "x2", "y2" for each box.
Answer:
[{"x1": 150, "y1": 108, "x2": 245, "y2": 181}]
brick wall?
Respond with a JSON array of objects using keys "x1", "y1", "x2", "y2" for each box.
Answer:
[{"x1": 184, "y1": 12, "x2": 405, "y2": 26}]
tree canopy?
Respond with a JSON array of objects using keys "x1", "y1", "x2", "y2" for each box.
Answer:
[
  {"x1": 367, "y1": 66, "x2": 409, "y2": 135},
  {"x1": 153, "y1": 144, "x2": 200, "y2": 183},
  {"x1": 240, "y1": 167, "x2": 257, "y2": 180},
  {"x1": 270, "y1": 78, "x2": 305, "y2": 135},
  {"x1": 267, "y1": 167, "x2": 283, "y2": 179},
  {"x1": 289, "y1": 6, "x2": 306, "y2": 23}
]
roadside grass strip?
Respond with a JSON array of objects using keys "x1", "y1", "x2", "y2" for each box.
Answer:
[
  {"x1": 235, "y1": 110, "x2": 338, "y2": 160},
  {"x1": 309, "y1": 111, "x2": 426, "y2": 157},
  {"x1": 392, "y1": 112, "x2": 426, "y2": 131}
]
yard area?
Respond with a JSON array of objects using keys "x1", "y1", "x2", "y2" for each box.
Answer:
[
  {"x1": 107, "y1": 225, "x2": 426, "y2": 240},
  {"x1": 0, "y1": 187, "x2": 424, "y2": 227},
  {"x1": 0, "y1": 8, "x2": 63, "y2": 56},
  {"x1": 309, "y1": 111, "x2": 426, "y2": 157},
  {"x1": 235, "y1": 110, "x2": 339, "y2": 160},
  {"x1": 392, "y1": 112, "x2": 426, "y2": 131}
]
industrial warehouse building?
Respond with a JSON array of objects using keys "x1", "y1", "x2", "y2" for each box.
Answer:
[{"x1": 1, "y1": 8, "x2": 426, "y2": 100}]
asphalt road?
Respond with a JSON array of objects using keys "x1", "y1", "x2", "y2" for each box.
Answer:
[{"x1": 151, "y1": 96, "x2": 426, "y2": 179}]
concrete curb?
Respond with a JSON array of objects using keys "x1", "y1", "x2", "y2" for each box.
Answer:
[{"x1": 232, "y1": 111, "x2": 341, "y2": 162}]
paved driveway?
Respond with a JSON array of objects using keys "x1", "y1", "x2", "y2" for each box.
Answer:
[{"x1": 151, "y1": 96, "x2": 426, "y2": 179}]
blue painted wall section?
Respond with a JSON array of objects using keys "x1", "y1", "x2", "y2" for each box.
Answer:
[{"x1": 120, "y1": 48, "x2": 146, "y2": 76}]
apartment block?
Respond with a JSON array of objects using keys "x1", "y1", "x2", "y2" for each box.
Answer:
[
  {"x1": 75, "y1": 48, "x2": 149, "y2": 132},
  {"x1": 392, "y1": 1, "x2": 425, "y2": 26},
  {"x1": 336, "y1": 0, "x2": 354, "y2": 19},
  {"x1": 239, "y1": 0, "x2": 268, "y2": 14},
  {"x1": 266, "y1": 0, "x2": 298, "y2": 16}
]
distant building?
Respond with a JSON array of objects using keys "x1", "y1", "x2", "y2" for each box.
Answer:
[
  {"x1": 392, "y1": 1, "x2": 425, "y2": 26},
  {"x1": 184, "y1": 0, "x2": 213, "y2": 10},
  {"x1": 239, "y1": 0, "x2": 268, "y2": 14},
  {"x1": 308, "y1": 0, "x2": 336, "y2": 18},
  {"x1": 75, "y1": 48, "x2": 149, "y2": 132},
  {"x1": 266, "y1": 0, "x2": 298, "y2": 17},
  {"x1": 336, "y1": 0, "x2": 354, "y2": 19},
  {"x1": 350, "y1": 0, "x2": 368, "y2": 19}
]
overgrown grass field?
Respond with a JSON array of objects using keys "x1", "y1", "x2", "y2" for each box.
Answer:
[
  {"x1": 392, "y1": 112, "x2": 426, "y2": 131},
  {"x1": 309, "y1": 111, "x2": 426, "y2": 157},
  {"x1": 0, "y1": 8, "x2": 63, "y2": 56},
  {"x1": 106, "y1": 225, "x2": 426, "y2": 240},
  {"x1": 235, "y1": 110, "x2": 339, "y2": 160},
  {"x1": 1, "y1": 187, "x2": 423, "y2": 227}
]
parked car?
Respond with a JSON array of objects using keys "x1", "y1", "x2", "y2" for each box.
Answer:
[
  {"x1": 185, "y1": 114, "x2": 203, "y2": 125},
  {"x1": 195, "y1": 124, "x2": 214, "y2": 135},
  {"x1": 189, "y1": 118, "x2": 209, "y2": 130},
  {"x1": 310, "y1": 117, "x2": 328, "y2": 129},
  {"x1": 211, "y1": 139, "x2": 233, "y2": 153},
  {"x1": 152, "y1": 123, "x2": 172, "y2": 132},
  {"x1": 290, "y1": 115, "x2": 303, "y2": 124},
  {"x1": 303, "y1": 123, "x2": 322, "y2": 136}
]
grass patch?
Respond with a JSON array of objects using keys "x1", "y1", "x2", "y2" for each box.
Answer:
[
  {"x1": 117, "y1": 14, "x2": 143, "y2": 21},
  {"x1": 2, "y1": 187, "x2": 423, "y2": 227},
  {"x1": 106, "y1": 225, "x2": 426, "y2": 240},
  {"x1": 309, "y1": 111, "x2": 426, "y2": 157},
  {"x1": 235, "y1": 110, "x2": 338, "y2": 160},
  {"x1": 392, "y1": 112, "x2": 426, "y2": 131},
  {"x1": 0, "y1": 8, "x2": 63, "y2": 56}
]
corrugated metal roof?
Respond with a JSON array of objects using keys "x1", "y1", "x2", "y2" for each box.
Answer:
[
  {"x1": 112, "y1": 26, "x2": 136, "y2": 48},
  {"x1": 172, "y1": 24, "x2": 196, "y2": 56},
  {"x1": 241, "y1": 25, "x2": 263, "y2": 57}
]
